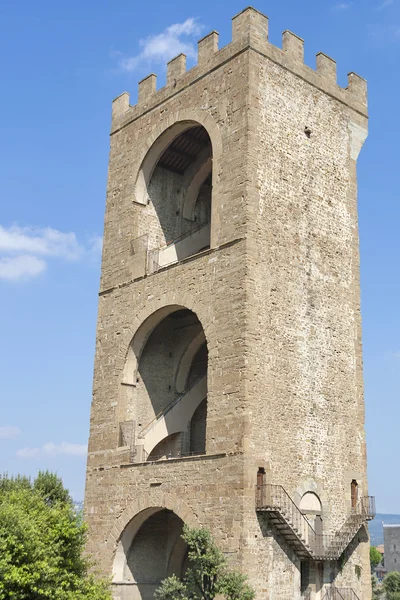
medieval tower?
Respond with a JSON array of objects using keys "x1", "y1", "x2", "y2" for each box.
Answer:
[{"x1": 84, "y1": 8, "x2": 374, "y2": 600}]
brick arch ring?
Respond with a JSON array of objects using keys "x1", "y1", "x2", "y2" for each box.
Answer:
[
  {"x1": 130, "y1": 107, "x2": 223, "y2": 207},
  {"x1": 107, "y1": 488, "x2": 201, "y2": 582},
  {"x1": 120, "y1": 291, "x2": 212, "y2": 386}
]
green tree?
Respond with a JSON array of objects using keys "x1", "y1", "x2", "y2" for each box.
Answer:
[
  {"x1": 0, "y1": 471, "x2": 111, "y2": 600},
  {"x1": 372, "y1": 575, "x2": 383, "y2": 600},
  {"x1": 155, "y1": 525, "x2": 255, "y2": 600},
  {"x1": 370, "y1": 546, "x2": 383, "y2": 571},
  {"x1": 383, "y1": 571, "x2": 400, "y2": 600}
]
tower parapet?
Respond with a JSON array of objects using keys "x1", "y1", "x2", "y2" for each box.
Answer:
[{"x1": 111, "y1": 6, "x2": 367, "y2": 133}]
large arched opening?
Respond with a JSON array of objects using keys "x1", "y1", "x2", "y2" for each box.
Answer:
[
  {"x1": 133, "y1": 121, "x2": 213, "y2": 274},
  {"x1": 119, "y1": 306, "x2": 208, "y2": 462},
  {"x1": 113, "y1": 508, "x2": 188, "y2": 600}
]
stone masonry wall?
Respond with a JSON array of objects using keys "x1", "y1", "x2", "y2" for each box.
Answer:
[{"x1": 241, "y1": 43, "x2": 369, "y2": 597}]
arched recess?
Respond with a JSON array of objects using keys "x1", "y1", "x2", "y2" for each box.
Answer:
[
  {"x1": 132, "y1": 108, "x2": 223, "y2": 206},
  {"x1": 135, "y1": 120, "x2": 205, "y2": 206},
  {"x1": 119, "y1": 304, "x2": 208, "y2": 462},
  {"x1": 122, "y1": 304, "x2": 185, "y2": 386},
  {"x1": 133, "y1": 119, "x2": 215, "y2": 272},
  {"x1": 294, "y1": 480, "x2": 328, "y2": 521},
  {"x1": 299, "y1": 492, "x2": 322, "y2": 513},
  {"x1": 110, "y1": 493, "x2": 200, "y2": 598},
  {"x1": 123, "y1": 509, "x2": 185, "y2": 600},
  {"x1": 108, "y1": 488, "x2": 199, "y2": 576},
  {"x1": 299, "y1": 492, "x2": 323, "y2": 534}
]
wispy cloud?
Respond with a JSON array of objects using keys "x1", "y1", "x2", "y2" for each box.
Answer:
[
  {"x1": 115, "y1": 18, "x2": 204, "y2": 73},
  {"x1": 17, "y1": 442, "x2": 87, "y2": 459},
  {"x1": 88, "y1": 235, "x2": 103, "y2": 256},
  {"x1": 378, "y1": 0, "x2": 394, "y2": 9},
  {"x1": 0, "y1": 426, "x2": 21, "y2": 439},
  {"x1": 0, "y1": 225, "x2": 83, "y2": 260},
  {"x1": 0, "y1": 224, "x2": 102, "y2": 282},
  {"x1": 0, "y1": 255, "x2": 46, "y2": 281},
  {"x1": 333, "y1": 2, "x2": 352, "y2": 10},
  {"x1": 369, "y1": 23, "x2": 400, "y2": 40}
]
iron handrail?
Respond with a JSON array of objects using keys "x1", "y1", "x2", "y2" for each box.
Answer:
[
  {"x1": 146, "y1": 450, "x2": 206, "y2": 462},
  {"x1": 138, "y1": 375, "x2": 206, "y2": 438},
  {"x1": 256, "y1": 484, "x2": 375, "y2": 559},
  {"x1": 322, "y1": 588, "x2": 360, "y2": 600},
  {"x1": 256, "y1": 483, "x2": 318, "y2": 552},
  {"x1": 163, "y1": 220, "x2": 210, "y2": 248},
  {"x1": 147, "y1": 221, "x2": 210, "y2": 274}
]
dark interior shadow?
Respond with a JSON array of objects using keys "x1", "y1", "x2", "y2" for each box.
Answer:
[{"x1": 147, "y1": 125, "x2": 212, "y2": 261}]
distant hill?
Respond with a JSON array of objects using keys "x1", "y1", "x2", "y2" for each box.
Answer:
[{"x1": 369, "y1": 514, "x2": 400, "y2": 546}]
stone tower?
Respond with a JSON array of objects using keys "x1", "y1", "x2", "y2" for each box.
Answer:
[{"x1": 84, "y1": 8, "x2": 374, "y2": 600}]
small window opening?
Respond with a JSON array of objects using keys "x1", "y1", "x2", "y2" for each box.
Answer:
[{"x1": 351, "y1": 480, "x2": 358, "y2": 509}]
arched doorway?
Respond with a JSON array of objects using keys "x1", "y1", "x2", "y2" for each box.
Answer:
[
  {"x1": 299, "y1": 491, "x2": 323, "y2": 532},
  {"x1": 299, "y1": 492, "x2": 323, "y2": 598},
  {"x1": 119, "y1": 306, "x2": 208, "y2": 462},
  {"x1": 113, "y1": 508, "x2": 188, "y2": 600},
  {"x1": 133, "y1": 122, "x2": 213, "y2": 275}
]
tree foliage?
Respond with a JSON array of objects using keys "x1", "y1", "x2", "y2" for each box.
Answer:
[
  {"x1": 0, "y1": 471, "x2": 111, "y2": 600},
  {"x1": 370, "y1": 546, "x2": 382, "y2": 571},
  {"x1": 383, "y1": 571, "x2": 400, "y2": 600},
  {"x1": 372, "y1": 575, "x2": 383, "y2": 600},
  {"x1": 155, "y1": 525, "x2": 255, "y2": 600}
]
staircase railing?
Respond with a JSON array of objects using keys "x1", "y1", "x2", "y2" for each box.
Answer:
[
  {"x1": 147, "y1": 221, "x2": 210, "y2": 273},
  {"x1": 358, "y1": 495, "x2": 375, "y2": 519},
  {"x1": 256, "y1": 484, "x2": 375, "y2": 559},
  {"x1": 162, "y1": 220, "x2": 210, "y2": 249},
  {"x1": 322, "y1": 587, "x2": 360, "y2": 600},
  {"x1": 138, "y1": 375, "x2": 206, "y2": 439},
  {"x1": 324, "y1": 495, "x2": 375, "y2": 558},
  {"x1": 256, "y1": 484, "x2": 317, "y2": 550}
]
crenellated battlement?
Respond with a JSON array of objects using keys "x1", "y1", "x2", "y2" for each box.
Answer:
[{"x1": 111, "y1": 6, "x2": 367, "y2": 131}]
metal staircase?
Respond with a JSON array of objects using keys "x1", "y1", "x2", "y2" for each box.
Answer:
[
  {"x1": 322, "y1": 587, "x2": 361, "y2": 600},
  {"x1": 256, "y1": 484, "x2": 375, "y2": 561}
]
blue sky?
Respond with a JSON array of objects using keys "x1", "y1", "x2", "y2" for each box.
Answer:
[{"x1": 0, "y1": 0, "x2": 399, "y2": 509}]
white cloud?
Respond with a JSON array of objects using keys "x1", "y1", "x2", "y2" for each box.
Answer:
[
  {"x1": 0, "y1": 426, "x2": 21, "y2": 439},
  {"x1": 0, "y1": 224, "x2": 102, "y2": 282},
  {"x1": 17, "y1": 442, "x2": 87, "y2": 459},
  {"x1": 0, "y1": 225, "x2": 83, "y2": 260},
  {"x1": 0, "y1": 255, "x2": 46, "y2": 281},
  {"x1": 333, "y1": 2, "x2": 352, "y2": 9},
  {"x1": 117, "y1": 18, "x2": 204, "y2": 73}
]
